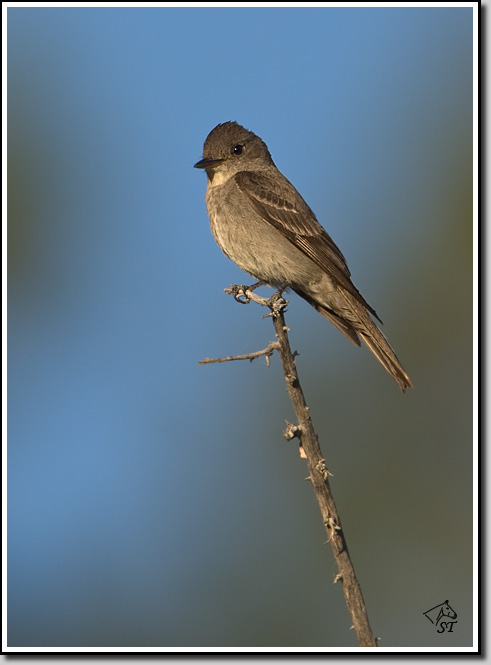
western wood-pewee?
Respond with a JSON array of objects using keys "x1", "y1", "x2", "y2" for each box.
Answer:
[{"x1": 195, "y1": 121, "x2": 412, "y2": 391}]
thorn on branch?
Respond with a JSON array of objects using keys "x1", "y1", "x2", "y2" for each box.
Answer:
[
  {"x1": 283, "y1": 421, "x2": 307, "y2": 458},
  {"x1": 324, "y1": 515, "x2": 341, "y2": 542},
  {"x1": 283, "y1": 421, "x2": 302, "y2": 441},
  {"x1": 316, "y1": 458, "x2": 334, "y2": 478},
  {"x1": 287, "y1": 373, "x2": 299, "y2": 387}
]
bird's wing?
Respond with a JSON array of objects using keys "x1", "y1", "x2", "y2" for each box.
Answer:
[{"x1": 235, "y1": 170, "x2": 380, "y2": 320}]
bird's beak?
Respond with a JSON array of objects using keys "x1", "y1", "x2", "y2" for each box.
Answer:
[{"x1": 194, "y1": 157, "x2": 224, "y2": 169}]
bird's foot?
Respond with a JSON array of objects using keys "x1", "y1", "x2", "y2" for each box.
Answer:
[
  {"x1": 265, "y1": 286, "x2": 289, "y2": 316},
  {"x1": 226, "y1": 284, "x2": 252, "y2": 304},
  {"x1": 225, "y1": 281, "x2": 267, "y2": 304}
]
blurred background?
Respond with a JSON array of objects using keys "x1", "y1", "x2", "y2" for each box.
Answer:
[{"x1": 7, "y1": 6, "x2": 474, "y2": 649}]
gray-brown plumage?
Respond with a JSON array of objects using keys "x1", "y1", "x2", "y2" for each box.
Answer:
[{"x1": 195, "y1": 121, "x2": 412, "y2": 391}]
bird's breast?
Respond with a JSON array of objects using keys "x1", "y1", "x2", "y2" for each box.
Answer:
[{"x1": 204, "y1": 180, "x2": 324, "y2": 287}]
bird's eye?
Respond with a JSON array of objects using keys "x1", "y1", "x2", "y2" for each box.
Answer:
[{"x1": 233, "y1": 144, "x2": 243, "y2": 155}]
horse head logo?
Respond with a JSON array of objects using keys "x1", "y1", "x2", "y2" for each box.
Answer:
[{"x1": 423, "y1": 600, "x2": 458, "y2": 632}]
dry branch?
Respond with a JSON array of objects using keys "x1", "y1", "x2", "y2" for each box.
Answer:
[
  {"x1": 199, "y1": 285, "x2": 377, "y2": 647},
  {"x1": 198, "y1": 341, "x2": 279, "y2": 366}
]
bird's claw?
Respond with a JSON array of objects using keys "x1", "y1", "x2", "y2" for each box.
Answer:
[
  {"x1": 266, "y1": 290, "x2": 288, "y2": 315},
  {"x1": 227, "y1": 284, "x2": 251, "y2": 304}
]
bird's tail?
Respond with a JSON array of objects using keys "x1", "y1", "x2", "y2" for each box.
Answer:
[{"x1": 296, "y1": 289, "x2": 413, "y2": 392}]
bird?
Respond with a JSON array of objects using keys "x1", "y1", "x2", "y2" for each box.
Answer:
[{"x1": 195, "y1": 121, "x2": 412, "y2": 392}]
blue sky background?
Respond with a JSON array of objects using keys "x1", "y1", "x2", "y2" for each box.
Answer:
[{"x1": 8, "y1": 6, "x2": 473, "y2": 649}]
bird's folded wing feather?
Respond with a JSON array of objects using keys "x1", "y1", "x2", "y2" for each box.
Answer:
[{"x1": 234, "y1": 170, "x2": 380, "y2": 321}]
